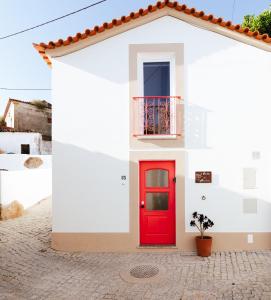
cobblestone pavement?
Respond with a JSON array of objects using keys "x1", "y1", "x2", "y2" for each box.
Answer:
[{"x1": 1, "y1": 198, "x2": 271, "y2": 300}]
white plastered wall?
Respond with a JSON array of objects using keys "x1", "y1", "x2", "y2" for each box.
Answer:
[
  {"x1": 52, "y1": 41, "x2": 130, "y2": 232},
  {"x1": 5, "y1": 102, "x2": 14, "y2": 128},
  {"x1": 52, "y1": 16, "x2": 271, "y2": 233},
  {"x1": 0, "y1": 132, "x2": 42, "y2": 154}
]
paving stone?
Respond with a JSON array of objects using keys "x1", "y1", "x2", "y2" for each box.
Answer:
[{"x1": 0, "y1": 197, "x2": 271, "y2": 299}]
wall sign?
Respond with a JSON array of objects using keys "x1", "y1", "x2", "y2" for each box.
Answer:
[
  {"x1": 195, "y1": 171, "x2": 212, "y2": 183},
  {"x1": 121, "y1": 175, "x2": 127, "y2": 186}
]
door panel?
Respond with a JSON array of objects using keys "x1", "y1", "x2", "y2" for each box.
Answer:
[{"x1": 140, "y1": 161, "x2": 175, "y2": 245}]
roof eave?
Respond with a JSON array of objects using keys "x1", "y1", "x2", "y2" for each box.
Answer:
[
  {"x1": 33, "y1": 43, "x2": 53, "y2": 67},
  {"x1": 33, "y1": 3, "x2": 271, "y2": 67}
]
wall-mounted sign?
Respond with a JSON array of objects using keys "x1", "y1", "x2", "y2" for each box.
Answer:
[
  {"x1": 195, "y1": 171, "x2": 212, "y2": 183},
  {"x1": 121, "y1": 175, "x2": 127, "y2": 186}
]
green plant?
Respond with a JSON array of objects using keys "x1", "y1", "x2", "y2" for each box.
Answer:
[
  {"x1": 242, "y1": 5, "x2": 271, "y2": 37},
  {"x1": 31, "y1": 100, "x2": 48, "y2": 110},
  {"x1": 0, "y1": 116, "x2": 7, "y2": 127},
  {"x1": 190, "y1": 212, "x2": 214, "y2": 239}
]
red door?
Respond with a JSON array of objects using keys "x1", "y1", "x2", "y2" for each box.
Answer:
[{"x1": 140, "y1": 161, "x2": 175, "y2": 245}]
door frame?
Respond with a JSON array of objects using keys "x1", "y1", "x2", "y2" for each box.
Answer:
[{"x1": 138, "y1": 160, "x2": 176, "y2": 246}]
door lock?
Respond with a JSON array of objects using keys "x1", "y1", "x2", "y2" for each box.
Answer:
[{"x1": 140, "y1": 201, "x2": 145, "y2": 208}]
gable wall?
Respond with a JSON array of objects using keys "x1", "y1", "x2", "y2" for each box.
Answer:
[
  {"x1": 4, "y1": 102, "x2": 14, "y2": 128},
  {"x1": 51, "y1": 15, "x2": 271, "y2": 237},
  {"x1": 13, "y1": 102, "x2": 51, "y2": 138}
]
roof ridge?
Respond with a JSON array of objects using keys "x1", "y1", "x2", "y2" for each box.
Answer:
[
  {"x1": 33, "y1": 0, "x2": 271, "y2": 66},
  {"x1": 3, "y1": 98, "x2": 51, "y2": 119},
  {"x1": 9, "y1": 98, "x2": 50, "y2": 105}
]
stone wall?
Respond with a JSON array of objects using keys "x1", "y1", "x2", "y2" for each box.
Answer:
[{"x1": 14, "y1": 102, "x2": 51, "y2": 139}]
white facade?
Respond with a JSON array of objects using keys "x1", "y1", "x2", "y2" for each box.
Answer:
[
  {"x1": 5, "y1": 102, "x2": 14, "y2": 128},
  {"x1": 52, "y1": 55, "x2": 130, "y2": 232},
  {"x1": 49, "y1": 14, "x2": 271, "y2": 249},
  {"x1": 0, "y1": 132, "x2": 50, "y2": 155}
]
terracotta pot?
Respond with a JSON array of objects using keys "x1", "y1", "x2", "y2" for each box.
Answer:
[{"x1": 195, "y1": 236, "x2": 212, "y2": 257}]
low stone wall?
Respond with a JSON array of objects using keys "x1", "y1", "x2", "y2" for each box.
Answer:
[{"x1": 0, "y1": 200, "x2": 24, "y2": 220}]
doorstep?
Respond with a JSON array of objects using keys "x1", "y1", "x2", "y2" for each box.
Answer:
[{"x1": 137, "y1": 245, "x2": 178, "y2": 249}]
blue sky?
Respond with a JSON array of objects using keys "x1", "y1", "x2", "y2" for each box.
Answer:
[{"x1": 0, "y1": 0, "x2": 270, "y2": 115}]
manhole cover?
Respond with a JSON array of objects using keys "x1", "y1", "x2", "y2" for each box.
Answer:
[
  {"x1": 130, "y1": 265, "x2": 159, "y2": 278},
  {"x1": 120, "y1": 264, "x2": 164, "y2": 283}
]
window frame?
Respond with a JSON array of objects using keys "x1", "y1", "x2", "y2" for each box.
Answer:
[{"x1": 137, "y1": 52, "x2": 176, "y2": 136}]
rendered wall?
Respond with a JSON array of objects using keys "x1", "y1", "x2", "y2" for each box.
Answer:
[
  {"x1": 13, "y1": 102, "x2": 52, "y2": 139},
  {"x1": 41, "y1": 140, "x2": 52, "y2": 155},
  {"x1": 0, "y1": 132, "x2": 42, "y2": 154},
  {"x1": 52, "y1": 38, "x2": 130, "y2": 233},
  {"x1": 5, "y1": 102, "x2": 14, "y2": 128},
  {"x1": 52, "y1": 16, "x2": 271, "y2": 234}
]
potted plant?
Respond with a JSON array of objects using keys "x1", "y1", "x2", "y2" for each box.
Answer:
[{"x1": 190, "y1": 212, "x2": 214, "y2": 257}]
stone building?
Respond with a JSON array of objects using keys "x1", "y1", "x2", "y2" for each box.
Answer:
[
  {"x1": 4, "y1": 99, "x2": 52, "y2": 140},
  {"x1": 2, "y1": 99, "x2": 52, "y2": 154}
]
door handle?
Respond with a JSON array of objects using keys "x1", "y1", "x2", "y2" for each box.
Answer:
[{"x1": 140, "y1": 201, "x2": 145, "y2": 208}]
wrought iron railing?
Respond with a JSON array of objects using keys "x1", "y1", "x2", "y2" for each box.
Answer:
[{"x1": 132, "y1": 96, "x2": 182, "y2": 137}]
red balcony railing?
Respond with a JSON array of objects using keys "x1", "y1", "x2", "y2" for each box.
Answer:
[{"x1": 132, "y1": 96, "x2": 182, "y2": 137}]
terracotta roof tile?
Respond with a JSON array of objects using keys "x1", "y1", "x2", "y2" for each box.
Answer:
[{"x1": 33, "y1": 0, "x2": 271, "y2": 66}]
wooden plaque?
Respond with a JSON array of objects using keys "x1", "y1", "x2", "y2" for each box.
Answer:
[{"x1": 195, "y1": 171, "x2": 212, "y2": 183}]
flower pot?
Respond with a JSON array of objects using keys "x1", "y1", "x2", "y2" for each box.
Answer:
[{"x1": 195, "y1": 236, "x2": 212, "y2": 257}]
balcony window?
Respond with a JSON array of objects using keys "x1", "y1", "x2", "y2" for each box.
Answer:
[
  {"x1": 144, "y1": 62, "x2": 169, "y2": 135},
  {"x1": 133, "y1": 96, "x2": 180, "y2": 137},
  {"x1": 133, "y1": 59, "x2": 181, "y2": 138},
  {"x1": 144, "y1": 62, "x2": 170, "y2": 96}
]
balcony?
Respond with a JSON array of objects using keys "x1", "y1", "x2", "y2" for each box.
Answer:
[{"x1": 132, "y1": 96, "x2": 182, "y2": 139}]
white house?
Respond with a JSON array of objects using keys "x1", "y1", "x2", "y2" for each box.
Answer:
[
  {"x1": 3, "y1": 99, "x2": 52, "y2": 141},
  {"x1": 2, "y1": 98, "x2": 52, "y2": 154},
  {"x1": 0, "y1": 132, "x2": 43, "y2": 154},
  {"x1": 0, "y1": 131, "x2": 52, "y2": 155},
  {"x1": 34, "y1": 1, "x2": 271, "y2": 252}
]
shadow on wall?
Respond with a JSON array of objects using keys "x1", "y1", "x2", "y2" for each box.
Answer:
[
  {"x1": 185, "y1": 104, "x2": 211, "y2": 149},
  {"x1": 52, "y1": 141, "x2": 130, "y2": 232},
  {"x1": 52, "y1": 141, "x2": 271, "y2": 234},
  {"x1": 184, "y1": 152, "x2": 271, "y2": 233},
  {"x1": 56, "y1": 17, "x2": 238, "y2": 85}
]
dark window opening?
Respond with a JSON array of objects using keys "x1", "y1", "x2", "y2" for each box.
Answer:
[
  {"x1": 143, "y1": 62, "x2": 170, "y2": 96},
  {"x1": 143, "y1": 61, "x2": 171, "y2": 135},
  {"x1": 21, "y1": 144, "x2": 30, "y2": 154}
]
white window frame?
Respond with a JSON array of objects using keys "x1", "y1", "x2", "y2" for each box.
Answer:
[{"x1": 136, "y1": 52, "x2": 176, "y2": 138}]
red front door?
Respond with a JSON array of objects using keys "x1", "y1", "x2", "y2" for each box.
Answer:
[{"x1": 139, "y1": 161, "x2": 176, "y2": 245}]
